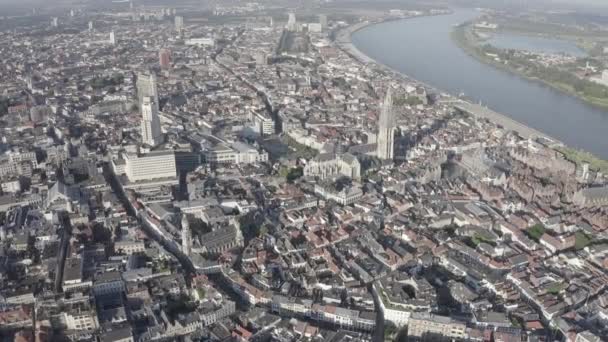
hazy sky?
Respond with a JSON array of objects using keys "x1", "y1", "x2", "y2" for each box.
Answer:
[{"x1": 2, "y1": 0, "x2": 608, "y2": 12}]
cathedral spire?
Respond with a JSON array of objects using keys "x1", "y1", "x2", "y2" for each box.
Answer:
[
  {"x1": 379, "y1": 87, "x2": 393, "y2": 129},
  {"x1": 377, "y1": 87, "x2": 396, "y2": 160}
]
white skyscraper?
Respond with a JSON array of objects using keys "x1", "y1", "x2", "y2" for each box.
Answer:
[
  {"x1": 140, "y1": 96, "x2": 163, "y2": 146},
  {"x1": 377, "y1": 88, "x2": 395, "y2": 161},
  {"x1": 175, "y1": 16, "x2": 184, "y2": 31},
  {"x1": 136, "y1": 72, "x2": 159, "y2": 112},
  {"x1": 287, "y1": 12, "x2": 297, "y2": 31},
  {"x1": 88, "y1": 21, "x2": 94, "y2": 31},
  {"x1": 319, "y1": 14, "x2": 328, "y2": 30},
  {"x1": 109, "y1": 31, "x2": 116, "y2": 45}
]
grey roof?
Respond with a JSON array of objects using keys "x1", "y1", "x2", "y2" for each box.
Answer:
[
  {"x1": 100, "y1": 326, "x2": 133, "y2": 342},
  {"x1": 579, "y1": 187, "x2": 608, "y2": 200},
  {"x1": 95, "y1": 270, "x2": 123, "y2": 284},
  {"x1": 63, "y1": 257, "x2": 83, "y2": 283}
]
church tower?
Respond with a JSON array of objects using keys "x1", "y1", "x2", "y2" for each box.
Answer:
[{"x1": 377, "y1": 88, "x2": 395, "y2": 160}]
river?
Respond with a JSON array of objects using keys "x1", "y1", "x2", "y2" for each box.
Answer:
[{"x1": 351, "y1": 9, "x2": 608, "y2": 160}]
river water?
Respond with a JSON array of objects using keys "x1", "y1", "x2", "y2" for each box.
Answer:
[
  {"x1": 487, "y1": 33, "x2": 587, "y2": 57},
  {"x1": 351, "y1": 9, "x2": 608, "y2": 159}
]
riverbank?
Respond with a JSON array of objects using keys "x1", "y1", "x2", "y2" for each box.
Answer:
[
  {"x1": 450, "y1": 23, "x2": 608, "y2": 111},
  {"x1": 337, "y1": 12, "x2": 456, "y2": 96},
  {"x1": 344, "y1": 12, "x2": 608, "y2": 170},
  {"x1": 340, "y1": 14, "x2": 560, "y2": 143},
  {"x1": 449, "y1": 24, "x2": 608, "y2": 172}
]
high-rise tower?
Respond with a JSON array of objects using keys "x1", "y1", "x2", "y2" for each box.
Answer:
[
  {"x1": 136, "y1": 72, "x2": 159, "y2": 112},
  {"x1": 109, "y1": 31, "x2": 116, "y2": 45},
  {"x1": 287, "y1": 12, "x2": 297, "y2": 31},
  {"x1": 377, "y1": 88, "x2": 395, "y2": 161},
  {"x1": 319, "y1": 14, "x2": 328, "y2": 30},
  {"x1": 140, "y1": 96, "x2": 162, "y2": 146},
  {"x1": 175, "y1": 16, "x2": 184, "y2": 31}
]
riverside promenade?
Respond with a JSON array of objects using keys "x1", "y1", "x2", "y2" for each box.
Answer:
[{"x1": 453, "y1": 101, "x2": 561, "y2": 145}]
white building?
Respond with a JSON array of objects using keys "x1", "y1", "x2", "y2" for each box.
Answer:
[
  {"x1": 62, "y1": 310, "x2": 98, "y2": 331},
  {"x1": 204, "y1": 142, "x2": 268, "y2": 165},
  {"x1": 287, "y1": 12, "x2": 297, "y2": 31},
  {"x1": 304, "y1": 153, "x2": 361, "y2": 180},
  {"x1": 314, "y1": 183, "x2": 363, "y2": 206},
  {"x1": 185, "y1": 38, "x2": 215, "y2": 46},
  {"x1": 137, "y1": 72, "x2": 159, "y2": 111},
  {"x1": 591, "y1": 70, "x2": 608, "y2": 87},
  {"x1": 140, "y1": 96, "x2": 163, "y2": 146},
  {"x1": 114, "y1": 240, "x2": 146, "y2": 255},
  {"x1": 287, "y1": 129, "x2": 326, "y2": 151},
  {"x1": 407, "y1": 312, "x2": 467, "y2": 340},
  {"x1": 124, "y1": 151, "x2": 177, "y2": 182},
  {"x1": 250, "y1": 111, "x2": 274, "y2": 136},
  {"x1": 109, "y1": 31, "x2": 116, "y2": 45},
  {"x1": 1, "y1": 179, "x2": 21, "y2": 193},
  {"x1": 307, "y1": 23, "x2": 322, "y2": 33},
  {"x1": 175, "y1": 16, "x2": 184, "y2": 31}
]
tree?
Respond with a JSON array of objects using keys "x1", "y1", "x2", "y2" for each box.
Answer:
[
  {"x1": 0, "y1": 97, "x2": 9, "y2": 116},
  {"x1": 525, "y1": 224, "x2": 546, "y2": 242},
  {"x1": 575, "y1": 231, "x2": 591, "y2": 250},
  {"x1": 286, "y1": 167, "x2": 303, "y2": 183}
]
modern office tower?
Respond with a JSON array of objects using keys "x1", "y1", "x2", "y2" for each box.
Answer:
[
  {"x1": 88, "y1": 21, "x2": 94, "y2": 31},
  {"x1": 136, "y1": 72, "x2": 159, "y2": 111},
  {"x1": 51, "y1": 17, "x2": 58, "y2": 27},
  {"x1": 109, "y1": 31, "x2": 116, "y2": 45},
  {"x1": 175, "y1": 16, "x2": 184, "y2": 31},
  {"x1": 159, "y1": 48, "x2": 171, "y2": 69},
  {"x1": 319, "y1": 14, "x2": 328, "y2": 30},
  {"x1": 287, "y1": 12, "x2": 297, "y2": 31},
  {"x1": 377, "y1": 88, "x2": 395, "y2": 160},
  {"x1": 140, "y1": 96, "x2": 162, "y2": 147}
]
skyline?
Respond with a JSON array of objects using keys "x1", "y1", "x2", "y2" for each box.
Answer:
[{"x1": 0, "y1": 1, "x2": 606, "y2": 342}]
